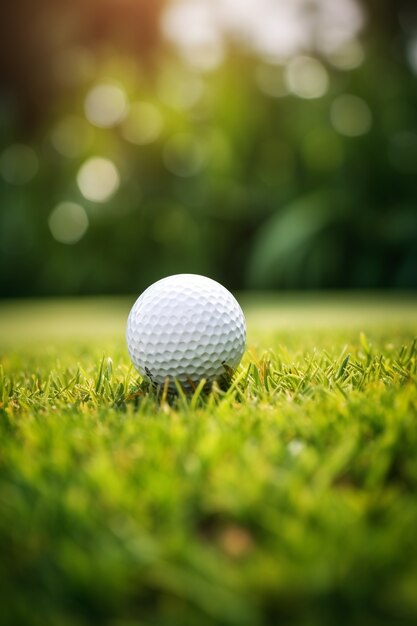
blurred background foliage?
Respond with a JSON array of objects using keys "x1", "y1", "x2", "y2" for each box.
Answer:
[{"x1": 0, "y1": 0, "x2": 417, "y2": 297}]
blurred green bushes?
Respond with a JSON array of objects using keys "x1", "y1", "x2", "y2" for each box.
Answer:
[{"x1": 1, "y1": 0, "x2": 417, "y2": 296}]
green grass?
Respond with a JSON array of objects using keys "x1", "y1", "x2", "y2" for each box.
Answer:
[{"x1": 1, "y1": 294, "x2": 417, "y2": 626}]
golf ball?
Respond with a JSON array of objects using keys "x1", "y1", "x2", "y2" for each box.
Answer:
[{"x1": 126, "y1": 274, "x2": 246, "y2": 390}]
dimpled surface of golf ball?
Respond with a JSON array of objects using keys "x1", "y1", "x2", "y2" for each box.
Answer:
[{"x1": 126, "y1": 274, "x2": 246, "y2": 390}]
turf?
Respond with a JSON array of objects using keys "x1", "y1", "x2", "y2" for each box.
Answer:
[{"x1": 1, "y1": 293, "x2": 417, "y2": 626}]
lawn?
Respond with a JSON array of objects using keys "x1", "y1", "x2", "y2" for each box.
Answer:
[{"x1": 1, "y1": 293, "x2": 417, "y2": 626}]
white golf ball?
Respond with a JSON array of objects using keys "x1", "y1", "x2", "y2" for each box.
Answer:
[{"x1": 126, "y1": 274, "x2": 246, "y2": 390}]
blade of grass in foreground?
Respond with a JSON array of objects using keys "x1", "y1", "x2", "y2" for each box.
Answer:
[{"x1": 0, "y1": 296, "x2": 417, "y2": 626}]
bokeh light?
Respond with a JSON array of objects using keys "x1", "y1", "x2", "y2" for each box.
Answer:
[
  {"x1": 407, "y1": 37, "x2": 417, "y2": 75},
  {"x1": 2, "y1": 0, "x2": 417, "y2": 297},
  {"x1": 221, "y1": 0, "x2": 311, "y2": 62},
  {"x1": 77, "y1": 158, "x2": 120, "y2": 202},
  {"x1": 184, "y1": 41, "x2": 225, "y2": 72},
  {"x1": 285, "y1": 56, "x2": 329, "y2": 99},
  {"x1": 48, "y1": 202, "x2": 89, "y2": 244},
  {"x1": 330, "y1": 94, "x2": 372, "y2": 137},
  {"x1": 121, "y1": 102, "x2": 163, "y2": 145},
  {"x1": 161, "y1": 0, "x2": 224, "y2": 70},
  {"x1": 84, "y1": 83, "x2": 128, "y2": 128},
  {"x1": 327, "y1": 39, "x2": 365, "y2": 70},
  {"x1": 0, "y1": 144, "x2": 39, "y2": 185},
  {"x1": 314, "y1": 0, "x2": 364, "y2": 55},
  {"x1": 162, "y1": 0, "x2": 364, "y2": 64}
]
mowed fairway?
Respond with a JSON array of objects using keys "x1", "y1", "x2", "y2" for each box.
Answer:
[{"x1": 1, "y1": 294, "x2": 417, "y2": 626}]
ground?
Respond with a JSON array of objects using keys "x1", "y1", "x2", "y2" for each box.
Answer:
[{"x1": 0, "y1": 293, "x2": 417, "y2": 626}]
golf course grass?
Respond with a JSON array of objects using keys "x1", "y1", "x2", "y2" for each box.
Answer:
[{"x1": 1, "y1": 293, "x2": 417, "y2": 626}]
